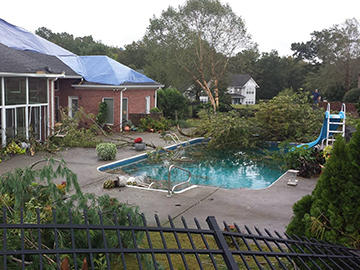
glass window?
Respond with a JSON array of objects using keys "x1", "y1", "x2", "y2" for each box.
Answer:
[
  {"x1": 16, "y1": 107, "x2": 26, "y2": 139},
  {"x1": 5, "y1": 77, "x2": 26, "y2": 105},
  {"x1": 104, "y1": 98, "x2": 114, "y2": 124},
  {"x1": 69, "y1": 97, "x2": 79, "y2": 118},
  {"x1": 29, "y1": 78, "x2": 47, "y2": 104},
  {"x1": 122, "y1": 98, "x2": 128, "y2": 121}
]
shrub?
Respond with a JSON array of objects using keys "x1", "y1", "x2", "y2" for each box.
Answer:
[
  {"x1": 150, "y1": 107, "x2": 161, "y2": 113},
  {"x1": 96, "y1": 101, "x2": 107, "y2": 126},
  {"x1": 96, "y1": 143, "x2": 117, "y2": 160},
  {"x1": 139, "y1": 116, "x2": 171, "y2": 132},
  {"x1": 157, "y1": 87, "x2": 188, "y2": 119},
  {"x1": 282, "y1": 146, "x2": 324, "y2": 178},
  {"x1": 343, "y1": 88, "x2": 360, "y2": 103},
  {"x1": 0, "y1": 160, "x2": 143, "y2": 269},
  {"x1": 287, "y1": 125, "x2": 360, "y2": 248}
]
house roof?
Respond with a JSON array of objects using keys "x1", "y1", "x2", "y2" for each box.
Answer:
[
  {"x1": 58, "y1": 55, "x2": 161, "y2": 86},
  {"x1": 0, "y1": 18, "x2": 161, "y2": 86},
  {"x1": 228, "y1": 74, "x2": 252, "y2": 87},
  {"x1": 0, "y1": 43, "x2": 79, "y2": 76},
  {"x1": 0, "y1": 18, "x2": 74, "y2": 56}
]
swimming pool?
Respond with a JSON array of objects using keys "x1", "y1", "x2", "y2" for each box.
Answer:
[{"x1": 117, "y1": 143, "x2": 285, "y2": 190}]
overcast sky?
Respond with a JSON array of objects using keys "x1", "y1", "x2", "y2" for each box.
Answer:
[{"x1": 1, "y1": 0, "x2": 359, "y2": 56}]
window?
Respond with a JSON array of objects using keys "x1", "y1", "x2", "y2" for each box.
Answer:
[
  {"x1": 103, "y1": 98, "x2": 114, "y2": 124},
  {"x1": 29, "y1": 78, "x2": 47, "y2": 104},
  {"x1": 68, "y1": 96, "x2": 79, "y2": 118},
  {"x1": 5, "y1": 77, "x2": 26, "y2": 105},
  {"x1": 54, "y1": 80, "x2": 59, "y2": 91}
]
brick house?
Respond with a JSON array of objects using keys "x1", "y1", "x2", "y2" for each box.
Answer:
[{"x1": 0, "y1": 19, "x2": 162, "y2": 146}]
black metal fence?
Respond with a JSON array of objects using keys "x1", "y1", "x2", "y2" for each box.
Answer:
[{"x1": 0, "y1": 209, "x2": 359, "y2": 270}]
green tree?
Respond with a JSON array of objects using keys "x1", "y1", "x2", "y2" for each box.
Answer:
[
  {"x1": 157, "y1": 88, "x2": 188, "y2": 119},
  {"x1": 36, "y1": 27, "x2": 122, "y2": 58},
  {"x1": 292, "y1": 18, "x2": 360, "y2": 100},
  {"x1": 287, "y1": 125, "x2": 360, "y2": 248},
  {"x1": 144, "y1": 0, "x2": 252, "y2": 111}
]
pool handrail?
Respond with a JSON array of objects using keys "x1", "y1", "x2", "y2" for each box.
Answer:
[{"x1": 167, "y1": 164, "x2": 192, "y2": 197}]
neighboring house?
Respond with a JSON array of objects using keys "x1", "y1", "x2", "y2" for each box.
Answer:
[
  {"x1": 227, "y1": 74, "x2": 259, "y2": 105},
  {"x1": 0, "y1": 18, "x2": 162, "y2": 146}
]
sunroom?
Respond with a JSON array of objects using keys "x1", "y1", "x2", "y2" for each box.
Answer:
[{"x1": 0, "y1": 75, "x2": 59, "y2": 147}]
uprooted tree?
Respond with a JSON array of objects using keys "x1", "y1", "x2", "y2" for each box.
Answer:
[{"x1": 144, "y1": 0, "x2": 252, "y2": 111}]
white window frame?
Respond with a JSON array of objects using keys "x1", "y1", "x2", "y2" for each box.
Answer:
[
  {"x1": 145, "y1": 96, "x2": 151, "y2": 114},
  {"x1": 102, "y1": 97, "x2": 114, "y2": 125},
  {"x1": 1, "y1": 77, "x2": 49, "y2": 146},
  {"x1": 122, "y1": 97, "x2": 128, "y2": 121},
  {"x1": 68, "y1": 96, "x2": 79, "y2": 118}
]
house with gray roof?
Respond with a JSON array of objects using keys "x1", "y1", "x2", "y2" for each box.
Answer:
[{"x1": 227, "y1": 74, "x2": 259, "y2": 105}]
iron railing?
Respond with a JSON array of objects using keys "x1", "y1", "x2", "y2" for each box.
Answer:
[{"x1": 0, "y1": 208, "x2": 359, "y2": 269}]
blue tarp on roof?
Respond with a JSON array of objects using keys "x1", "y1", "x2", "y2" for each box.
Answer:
[
  {"x1": 0, "y1": 18, "x2": 158, "y2": 86},
  {"x1": 0, "y1": 18, "x2": 74, "y2": 56},
  {"x1": 59, "y1": 55, "x2": 156, "y2": 85}
]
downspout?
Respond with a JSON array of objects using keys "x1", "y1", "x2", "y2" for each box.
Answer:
[
  {"x1": 120, "y1": 88, "x2": 127, "y2": 131},
  {"x1": 155, "y1": 87, "x2": 161, "y2": 108}
]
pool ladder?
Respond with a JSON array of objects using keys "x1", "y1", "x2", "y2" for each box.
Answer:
[
  {"x1": 167, "y1": 164, "x2": 191, "y2": 198},
  {"x1": 164, "y1": 133, "x2": 182, "y2": 144}
]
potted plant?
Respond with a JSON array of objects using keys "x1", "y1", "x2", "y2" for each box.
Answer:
[{"x1": 134, "y1": 137, "x2": 146, "y2": 151}]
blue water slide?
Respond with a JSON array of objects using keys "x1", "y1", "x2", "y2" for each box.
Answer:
[{"x1": 296, "y1": 109, "x2": 345, "y2": 149}]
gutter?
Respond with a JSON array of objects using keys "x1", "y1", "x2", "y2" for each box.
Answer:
[
  {"x1": 71, "y1": 84, "x2": 164, "y2": 89},
  {"x1": 0, "y1": 72, "x2": 67, "y2": 78}
]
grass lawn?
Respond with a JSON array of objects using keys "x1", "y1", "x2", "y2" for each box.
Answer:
[{"x1": 111, "y1": 231, "x2": 294, "y2": 269}]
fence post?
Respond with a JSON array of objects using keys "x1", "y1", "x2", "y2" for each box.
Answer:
[{"x1": 206, "y1": 216, "x2": 239, "y2": 270}]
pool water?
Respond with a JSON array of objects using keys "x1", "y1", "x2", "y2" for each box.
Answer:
[{"x1": 121, "y1": 144, "x2": 285, "y2": 189}]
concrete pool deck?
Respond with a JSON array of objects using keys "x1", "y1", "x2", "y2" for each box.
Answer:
[{"x1": 0, "y1": 132, "x2": 318, "y2": 233}]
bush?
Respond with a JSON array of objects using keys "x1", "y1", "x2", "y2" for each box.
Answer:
[
  {"x1": 287, "y1": 125, "x2": 360, "y2": 248},
  {"x1": 150, "y1": 107, "x2": 161, "y2": 113},
  {"x1": 256, "y1": 89, "x2": 324, "y2": 142},
  {"x1": 96, "y1": 101, "x2": 107, "y2": 126},
  {"x1": 0, "y1": 160, "x2": 142, "y2": 269},
  {"x1": 157, "y1": 87, "x2": 188, "y2": 119},
  {"x1": 282, "y1": 146, "x2": 324, "y2": 178},
  {"x1": 139, "y1": 116, "x2": 171, "y2": 132},
  {"x1": 343, "y1": 88, "x2": 360, "y2": 103},
  {"x1": 96, "y1": 143, "x2": 117, "y2": 161}
]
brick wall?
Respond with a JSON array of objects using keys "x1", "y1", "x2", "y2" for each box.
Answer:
[{"x1": 55, "y1": 79, "x2": 157, "y2": 131}]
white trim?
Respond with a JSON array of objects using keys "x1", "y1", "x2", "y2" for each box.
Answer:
[
  {"x1": 25, "y1": 77, "x2": 29, "y2": 140},
  {"x1": 51, "y1": 80, "x2": 55, "y2": 131},
  {"x1": 47, "y1": 79, "x2": 50, "y2": 136},
  {"x1": 71, "y1": 84, "x2": 163, "y2": 89},
  {"x1": 102, "y1": 97, "x2": 114, "y2": 125},
  {"x1": 155, "y1": 88, "x2": 158, "y2": 108},
  {"x1": 68, "y1": 96, "x2": 79, "y2": 118},
  {"x1": 145, "y1": 96, "x2": 151, "y2": 114},
  {"x1": 14, "y1": 108, "x2": 17, "y2": 136},
  {"x1": 0, "y1": 72, "x2": 67, "y2": 78},
  {"x1": 1, "y1": 77, "x2": 6, "y2": 146}
]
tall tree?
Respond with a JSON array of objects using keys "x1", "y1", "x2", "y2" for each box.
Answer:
[
  {"x1": 292, "y1": 18, "x2": 360, "y2": 100},
  {"x1": 144, "y1": 0, "x2": 252, "y2": 111}
]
